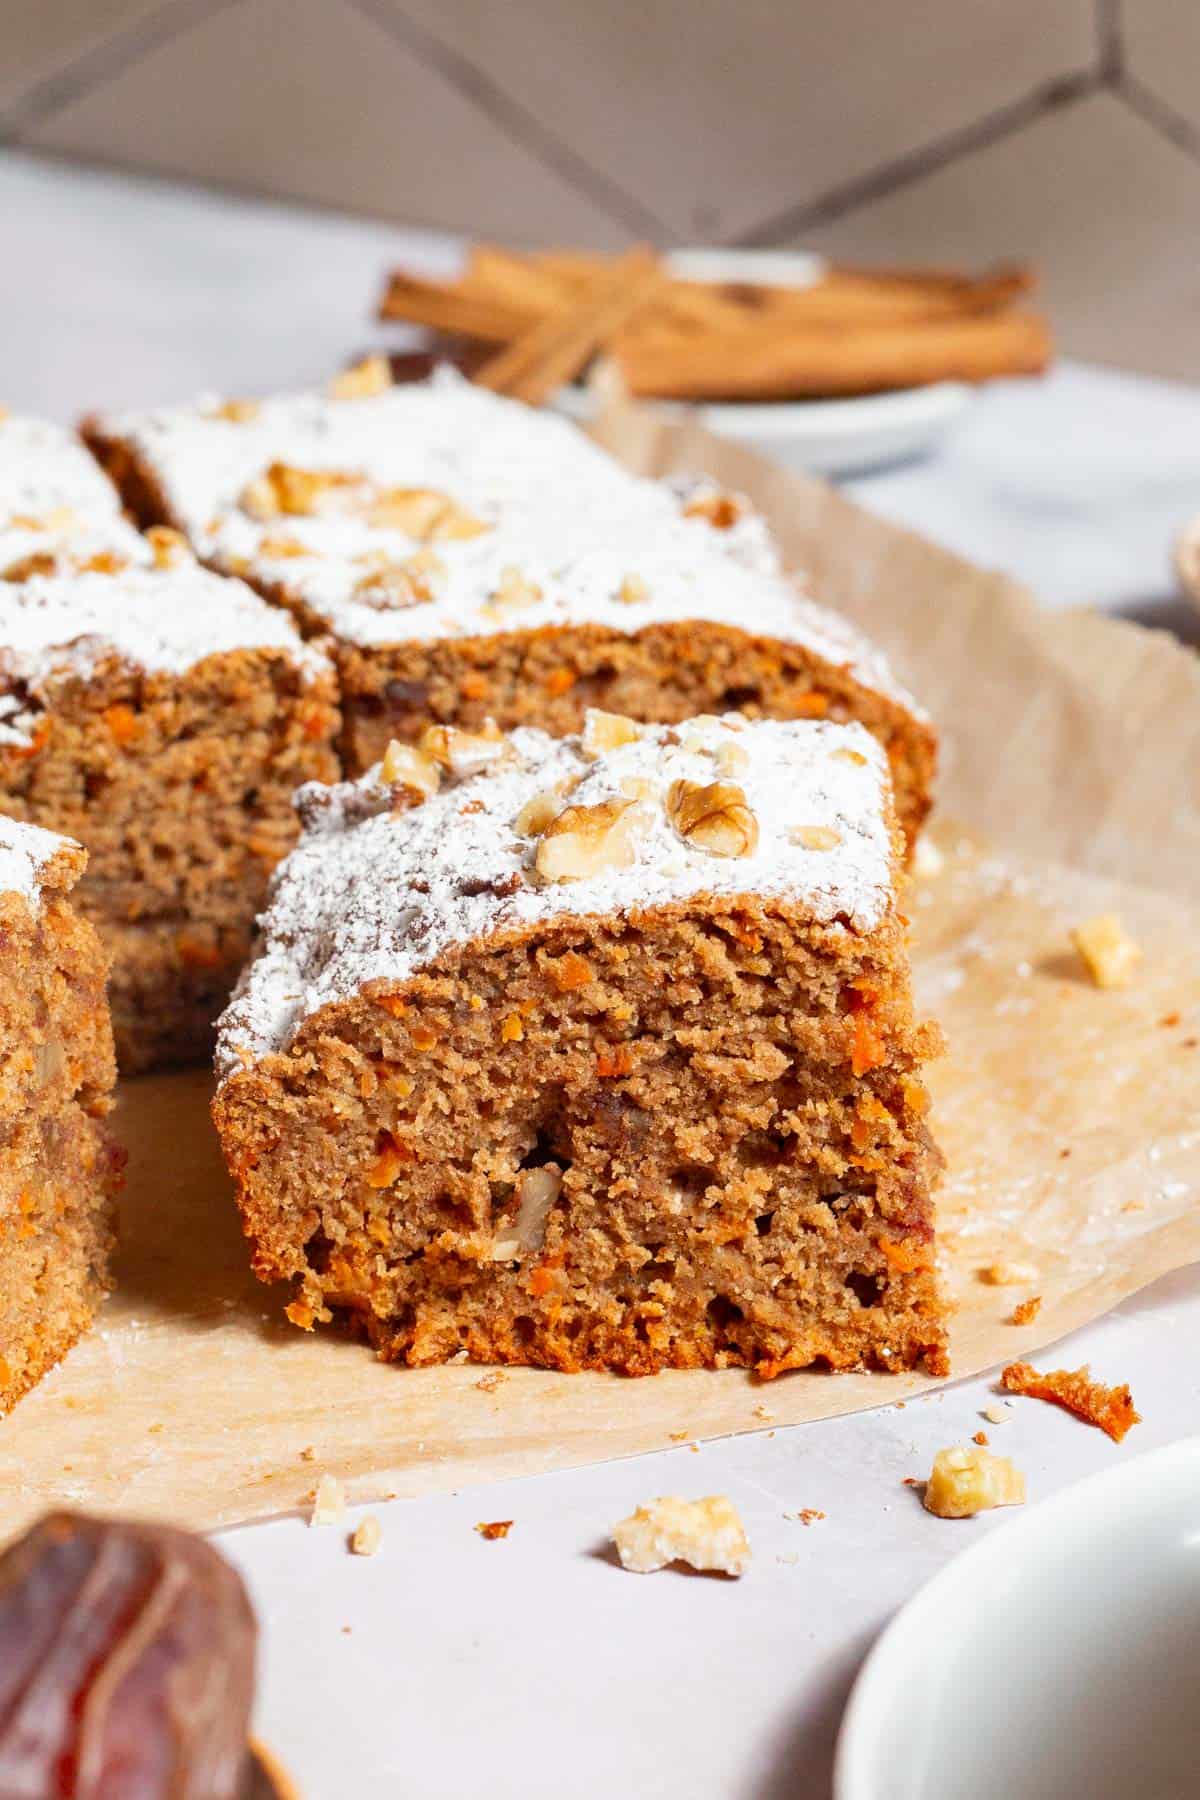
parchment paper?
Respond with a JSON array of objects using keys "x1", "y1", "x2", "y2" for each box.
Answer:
[{"x1": 3, "y1": 410, "x2": 1198, "y2": 1535}]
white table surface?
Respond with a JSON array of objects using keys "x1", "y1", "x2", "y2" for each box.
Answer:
[{"x1": 4, "y1": 149, "x2": 1199, "y2": 1800}]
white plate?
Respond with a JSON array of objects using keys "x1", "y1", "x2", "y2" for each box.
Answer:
[
  {"x1": 835, "y1": 1437, "x2": 1200, "y2": 1800},
  {"x1": 553, "y1": 247, "x2": 973, "y2": 477}
]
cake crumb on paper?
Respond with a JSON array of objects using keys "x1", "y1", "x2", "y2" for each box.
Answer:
[
  {"x1": 350, "y1": 1515, "x2": 382, "y2": 1557},
  {"x1": 1010, "y1": 1295, "x2": 1042, "y2": 1325},
  {"x1": 475, "y1": 1520, "x2": 513, "y2": 1541},
  {"x1": 923, "y1": 1445, "x2": 1026, "y2": 1519},
  {"x1": 785, "y1": 1509, "x2": 825, "y2": 1526},
  {"x1": 973, "y1": 1430, "x2": 989, "y2": 1446},
  {"x1": 613, "y1": 1496, "x2": 750, "y2": 1576},
  {"x1": 474, "y1": 1370, "x2": 506, "y2": 1393},
  {"x1": 1001, "y1": 1361, "x2": 1140, "y2": 1442},
  {"x1": 310, "y1": 1473, "x2": 346, "y2": 1527}
]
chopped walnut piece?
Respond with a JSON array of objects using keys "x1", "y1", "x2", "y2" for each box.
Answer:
[
  {"x1": 715, "y1": 739, "x2": 750, "y2": 776},
  {"x1": 1001, "y1": 1361, "x2": 1140, "y2": 1442},
  {"x1": 241, "y1": 462, "x2": 366, "y2": 520},
  {"x1": 419, "y1": 721, "x2": 507, "y2": 778},
  {"x1": 145, "y1": 525, "x2": 191, "y2": 569},
  {"x1": 683, "y1": 488, "x2": 747, "y2": 530},
  {"x1": 792, "y1": 824, "x2": 841, "y2": 852},
  {"x1": 330, "y1": 355, "x2": 393, "y2": 400},
  {"x1": 514, "y1": 790, "x2": 562, "y2": 837},
  {"x1": 979, "y1": 1259, "x2": 1040, "y2": 1287},
  {"x1": 475, "y1": 1520, "x2": 513, "y2": 1541},
  {"x1": 257, "y1": 534, "x2": 309, "y2": 559},
  {"x1": 350, "y1": 1514, "x2": 382, "y2": 1556},
  {"x1": 667, "y1": 779, "x2": 759, "y2": 858},
  {"x1": 487, "y1": 564, "x2": 542, "y2": 613},
  {"x1": 613, "y1": 1496, "x2": 750, "y2": 1576},
  {"x1": 212, "y1": 397, "x2": 260, "y2": 422},
  {"x1": 581, "y1": 708, "x2": 641, "y2": 757},
  {"x1": 432, "y1": 500, "x2": 490, "y2": 541},
  {"x1": 1071, "y1": 914, "x2": 1141, "y2": 989},
  {"x1": 1010, "y1": 1295, "x2": 1042, "y2": 1325},
  {"x1": 369, "y1": 486, "x2": 451, "y2": 535},
  {"x1": 380, "y1": 738, "x2": 441, "y2": 799},
  {"x1": 2, "y1": 551, "x2": 58, "y2": 581},
  {"x1": 353, "y1": 560, "x2": 439, "y2": 610},
  {"x1": 982, "y1": 1404, "x2": 1009, "y2": 1425},
  {"x1": 490, "y1": 1165, "x2": 563, "y2": 1261},
  {"x1": 617, "y1": 573, "x2": 648, "y2": 604},
  {"x1": 923, "y1": 1445, "x2": 1026, "y2": 1518},
  {"x1": 310, "y1": 1473, "x2": 347, "y2": 1526},
  {"x1": 535, "y1": 797, "x2": 642, "y2": 884}
]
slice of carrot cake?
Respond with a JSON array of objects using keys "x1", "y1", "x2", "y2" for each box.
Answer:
[
  {"x1": 0, "y1": 553, "x2": 339, "y2": 1071},
  {"x1": 84, "y1": 368, "x2": 935, "y2": 845},
  {"x1": 0, "y1": 818, "x2": 121, "y2": 1410},
  {"x1": 213, "y1": 711, "x2": 946, "y2": 1378}
]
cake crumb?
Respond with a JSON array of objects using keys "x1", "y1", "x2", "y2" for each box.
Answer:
[
  {"x1": 923, "y1": 1445, "x2": 1026, "y2": 1519},
  {"x1": 973, "y1": 1431, "x2": 989, "y2": 1446},
  {"x1": 1071, "y1": 914, "x2": 1141, "y2": 989},
  {"x1": 982, "y1": 1404, "x2": 1008, "y2": 1425},
  {"x1": 752, "y1": 1404, "x2": 775, "y2": 1423},
  {"x1": 785, "y1": 1509, "x2": 825, "y2": 1526},
  {"x1": 1010, "y1": 1295, "x2": 1042, "y2": 1325},
  {"x1": 350, "y1": 1515, "x2": 382, "y2": 1557},
  {"x1": 475, "y1": 1520, "x2": 513, "y2": 1541},
  {"x1": 474, "y1": 1370, "x2": 506, "y2": 1393},
  {"x1": 613, "y1": 1496, "x2": 750, "y2": 1576},
  {"x1": 668, "y1": 1430, "x2": 691, "y2": 1443},
  {"x1": 979, "y1": 1259, "x2": 1039, "y2": 1287},
  {"x1": 1001, "y1": 1361, "x2": 1140, "y2": 1442},
  {"x1": 310, "y1": 1473, "x2": 346, "y2": 1527},
  {"x1": 299, "y1": 1446, "x2": 316, "y2": 1461}
]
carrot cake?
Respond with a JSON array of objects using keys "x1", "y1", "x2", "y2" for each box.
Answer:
[
  {"x1": 213, "y1": 711, "x2": 947, "y2": 1378},
  {"x1": 0, "y1": 818, "x2": 121, "y2": 1410},
  {"x1": 84, "y1": 368, "x2": 935, "y2": 845},
  {"x1": 0, "y1": 555, "x2": 339, "y2": 1071},
  {"x1": 0, "y1": 410, "x2": 144, "y2": 581}
]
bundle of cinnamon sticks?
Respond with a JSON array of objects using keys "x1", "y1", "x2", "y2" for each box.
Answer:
[{"x1": 377, "y1": 244, "x2": 1053, "y2": 406}]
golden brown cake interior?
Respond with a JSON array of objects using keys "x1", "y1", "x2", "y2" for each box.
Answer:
[{"x1": 215, "y1": 895, "x2": 946, "y2": 1378}]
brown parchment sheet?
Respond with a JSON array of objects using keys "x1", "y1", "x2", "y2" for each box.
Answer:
[{"x1": 3, "y1": 408, "x2": 1199, "y2": 1535}]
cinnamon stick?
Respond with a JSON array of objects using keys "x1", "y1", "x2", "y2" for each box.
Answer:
[
  {"x1": 616, "y1": 311, "x2": 1053, "y2": 400},
  {"x1": 378, "y1": 271, "x2": 536, "y2": 344},
  {"x1": 473, "y1": 247, "x2": 666, "y2": 406}
]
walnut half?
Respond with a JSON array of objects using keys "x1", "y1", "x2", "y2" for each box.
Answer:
[
  {"x1": 667, "y1": 779, "x2": 758, "y2": 858},
  {"x1": 535, "y1": 798, "x2": 642, "y2": 883}
]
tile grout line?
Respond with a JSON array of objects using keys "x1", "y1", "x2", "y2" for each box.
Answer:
[
  {"x1": 1095, "y1": 0, "x2": 1124, "y2": 82},
  {"x1": 1114, "y1": 72, "x2": 1200, "y2": 167},
  {"x1": 729, "y1": 68, "x2": 1102, "y2": 248},
  {"x1": 347, "y1": 0, "x2": 671, "y2": 243},
  {"x1": 0, "y1": 0, "x2": 244, "y2": 141}
]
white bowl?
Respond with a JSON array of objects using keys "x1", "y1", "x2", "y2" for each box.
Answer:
[
  {"x1": 554, "y1": 247, "x2": 973, "y2": 477},
  {"x1": 836, "y1": 1437, "x2": 1200, "y2": 1800}
]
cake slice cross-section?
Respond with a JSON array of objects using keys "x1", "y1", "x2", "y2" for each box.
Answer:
[
  {"x1": 84, "y1": 367, "x2": 935, "y2": 846},
  {"x1": 0, "y1": 555, "x2": 340, "y2": 1071},
  {"x1": 213, "y1": 711, "x2": 947, "y2": 1378},
  {"x1": 0, "y1": 818, "x2": 121, "y2": 1410}
]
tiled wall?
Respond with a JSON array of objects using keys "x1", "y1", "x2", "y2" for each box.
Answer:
[{"x1": 1, "y1": 0, "x2": 1196, "y2": 378}]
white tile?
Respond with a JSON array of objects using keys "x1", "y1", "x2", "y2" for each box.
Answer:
[
  {"x1": 800, "y1": 93, "x2": 1200, "y2": 382},
  {"x1": 0, "y1": 0, "x2": 165, "y2": 116},
  {"x1": 22, "y1": 0, "x2": 630, "y2": 244},
  {"x1": 1123, "y1": 0, "x2": 1200, "y2": 135}
]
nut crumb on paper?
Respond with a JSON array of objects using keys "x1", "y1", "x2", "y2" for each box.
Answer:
[
  {"x1": 1010, "y1": 1295, "x2": 1042, "y2": 1325},
  {"x1": 982, "y1": 1404, "x2": 1009, "y2": 1425},
  {"x1": 923, "y1": 1445, "x2": 1026, "y2": 1519},
  {"x1": 1070, "y1": 914, "x2": 1141, "y2": 989},
  {"x1": 753, "y1": 1404, "x2": 775, "y2": 1423},
  {"x1": 1001, "y1": 1361, "x2": 1140, "y2": 1442},
  {"x1": 310, "y1": 1473, "x2": 346, "y2": 1527},
  {"x1": 613, "y1": 1496, "x2": 750, "y2": 1576},
  {"x1": 351, "y1": 1515, "x2": 382, "y2": 1557},
  {"x1": 475, "y1": 1520, "x2": 513, "y2": 1541},
  {"x1": 979, "y1": 1260, "x2": 1039, "y2": 1287}
]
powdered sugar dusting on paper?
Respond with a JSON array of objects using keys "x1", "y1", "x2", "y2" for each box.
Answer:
[
  {"x1": 0, "y1": 566, "x2": 330, "y2": 745},
  {"x1": 93, "y1": 371, "x2": 920, "y2": 713},
  {"x1": 216, "y1": 714, "x2": 895, "y2": 1080},
  {"x1": 0, "y1": 814, "x2": 74, "y2": 912}
]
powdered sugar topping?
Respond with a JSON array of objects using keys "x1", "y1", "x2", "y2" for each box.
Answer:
[
  {"x1": 0, "y1": 414, "x2": 124, "y2": 531},
  {"x1": 93, "y1": 371, "x2": 918, "y2": 712},
  {"x1": 216, "y1": 713, "x2": 896, "y2": 1080}
]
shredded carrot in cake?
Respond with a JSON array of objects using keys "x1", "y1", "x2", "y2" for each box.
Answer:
[
  {"x1": 851, "y1": 1011, "x2": 886, "y2": 1076},
  {"x1": 1001, "y1": 1360, "x2": 1140, "y2": 1442}
]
